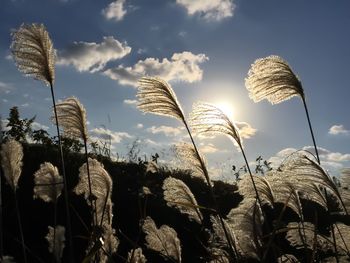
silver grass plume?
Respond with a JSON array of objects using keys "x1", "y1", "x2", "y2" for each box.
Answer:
[
  {"x1": 189, "y1": 102, "x2": 241, "y2": 147},
  {"x1": 1, "y1": 256, "x2": 16, "y2": 263},
  {"x1": 54, "y1": 97, "x2": 88, "y2": 141},
  {"x1": 145, "y1": 161, "x2": 158, "y2": 174},
  {"x1": 340, "y1": 168, "x2": 350, "y2": 213},
  {"x1": 209, "y1": 215, "x2": 239, "y2": 256},
  {"x1": 46, "y1": 225, "x2": 65, "y2": 263},
  {"x1": 238, "y1": 174, "x2": 274, "y2": 207},
  {"x1": 333, "y1": 223, "x2": 350, "y2": 255},
  {"x1": 127, "y1": 247, "x2": 147, "y2": 263},
  {"x1": 279, "y1": 152, "x2": 344, "y2": 211},
  {"x1": 142, "y1": 216, "x2": 182, "y2": 263},
  {"x1": 277, "y1": 254, "x2": 300, "y2": 263},
  {"x1": 162, "y1": 177, "x2": 203, "y2": 224},
  {"x1": 226, "y1": 198, "x2": 263, "y2": 260},
  {"x1": 208, "y1": 248, "x2": 230, "y2": 263},
  {"x1": 11, "y1": 23, "x2": 55, "y2": 86},
  {"x1": 245, "y1": 55, "x2": 304, "y2": 104},
  {"x1": 267, "y1": 174, "x2": 304, "y2": 219},
  {"x1": 137, "y1": 77, "x2": 185, "y2": 121},
  {"x1": 75, "y1": 158, "x2": 113, "y2": 225},
  {"x1": 33, "y1": 162, "x2": 63, "y2": 203},
  {"x1": 0, "y1": 139, "x2": 23, "y2": 190},
  {"x1": 286, "y1": 222, "x2": 332, "y2": 251},
  {"x1": 99, "y1": 224, "x2": 119, "y2": 263},
  {"x1": 174, "y1": 143, "x2": 209, "y2": 183}
]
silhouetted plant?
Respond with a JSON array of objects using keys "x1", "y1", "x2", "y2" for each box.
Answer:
[{"x1": 11, "y1": 23, "x2": 73, "y2": 259}]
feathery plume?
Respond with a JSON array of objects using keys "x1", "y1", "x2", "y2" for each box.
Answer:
[
  {"x1": 245, "y1": 55, "x2": 304, "y2": 104},
  {"x1": 99, "y1": 224, "x2": 119, "y2": 263},
  {"x1": 1, "y1": 256, "x2": 16, "y2": 263},
  {"x1": 127, "y1": 247, "x2": 147, "y2": 263},
  {"x1": 208, "y1": 248, "x2": 230, "y2": 263},
  {"x1": 227, "y1": 198, "x2": 263, "y2": 260},
  {"x1": 46, "y1": 225, "x2": 65, "y2": 263},
  {"x1": 137, "y1": 77, "x2": 185, "y2": 121},
  {"x1": 163, "y1": 177, "x2": 203, "y2": 224},
  {"x1": 145, "y1": 161, "x2": 158, "y2": 174},
  {"x1": 340, "y1": 168, "x2": 350, "y2": 213},
  {"x1": 286, "y1": 222, "x2": 331, "y2": 251},
  {"x1": 54, "y1": 97, "x2": 88, "y2": 141},
  {"x1": 142, "y1": 216, "x2": 182, "y2": 262},
  {"x1": 238, "y1": 174, "x2": 274, "y2": 207},
  {"x1": 11, "y1": 23, "x2": 55, "y2": 86},
  {"x1": 333, "y1": 223, "x2": 350, "y2": 255},
  {"x1": 0, "y1": 139, "x2": 23, "y2": 190},
  {"x1": 209, "y1": 215, "x2": 238, "y2": 254},
  {"x1": 279, "y1": 152, "x2": 343, "y2": 211},
  {"x1": 33, "y1": 162, "x2": 63, "y2": 203},
  {"x1": 277, "y1": 254, "x2": 300, "y2": 263},
  {"x1": 174, "y1": 143, "x2": 208, "y2": 183},
  {"x1": 74, "y1": 158, "x2": 113, "y2": 225},
  {"x1": 189, "y1": 102, "x2": 241, "y2": 146}
]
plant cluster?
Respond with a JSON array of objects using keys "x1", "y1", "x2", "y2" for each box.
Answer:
[{"x1": 0, "y1": 23, "x2": 350, "y2": 263}]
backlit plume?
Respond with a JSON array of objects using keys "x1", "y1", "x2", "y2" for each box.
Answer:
[
  {"x1": 11, "y1": 23, "x2": 55, "y2": 86},
  {"x1": 245, "y1": 55, "x2": 304, "y2": 104}
]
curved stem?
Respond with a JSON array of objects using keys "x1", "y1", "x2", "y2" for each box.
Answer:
[
  {"x1": 14, "y1": 190, "x2": 27, "y2": 263},
  {"x1": 238, "y1": 143, "x2": 263, "y2": 208},
  {"x1": 0, "y1": 166, "x2": 3, "y2": 260},
  {"x1": 302, "y1": 96, "x2": 320, "y2": 164},
  {"x1": 83, "y1": 138, "x2": 97, "y2": 226},
  {"x1": 50, "y1": 83, "x2": 74, "y2": 262},
  {"x1": 184, "y1": 122, "x2": 238, "y2": 261}
]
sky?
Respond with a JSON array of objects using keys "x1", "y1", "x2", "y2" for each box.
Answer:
[{"x1": 1, "y1": 0, "x2": 350, "y2": 179}]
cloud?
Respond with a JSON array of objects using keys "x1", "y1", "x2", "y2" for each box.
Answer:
[
  {"x1": 102, "y1": 0, "x2": 127, "y2": 22},
  {"x1": 176, "y1": 0, "x2": 235, "y2": 21},
  {"x1": 32, "y1": 122, "x2": 49, "y2": 131},
  {"x1": 90, "y1": 127, "x2": 132, "y2": 143},
  {"x1": 147, "y1": 125, "x2": 183, "y2": 137},
  {"x1": 123, "y1": 99, "x2": 138, "y2": 106},
  {"x1": 236, "y1": 121, "x2": 257, "y2": 139},
  {"x1": 1, "y1": 119, "x2": 9, "y2": 132},
  {"x1": 199, "y1": 142, "x2": 219, "y2": 153},
  {"x1": 103, "y1": 51, "x2": 208, "y2": 87},
  {"x1": 329, "y1": 124, "x2": 350, "y2": 135},
  {"x1": 0, "y1": 82, "x2": 13, "y2": 94},
  {"x1": 57, "y1": 36, "x2": 131, "y2": 72},
  {"x1": 136, "y1": 123, "x2": 143, "y2": 129}
]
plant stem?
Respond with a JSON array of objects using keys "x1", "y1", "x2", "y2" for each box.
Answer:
[
  {"x1": 238, "y1": 143, "x2": 263, "y2": 208},
  {"x1": 83, "y1": 138, "x2": 97, "y2": 226},
  {"x1": 184, "y1": 122, "x2": 239, "y2": 261},
  {"x1": 14, "y1": 190, "x2": 27, "y2": 263},
  {"x1": 50, "y1": 83, "x2": 74, "y2": 262},
  {"x1": 0, "y1": 167, "x2": 3, "y2": 260},
  {"x1": 301, "y1": 96, "x2": 320, "y2": 164}
]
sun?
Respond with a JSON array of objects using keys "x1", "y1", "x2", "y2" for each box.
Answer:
[{"x1": 215, "y1": 101, "x2": 235, "y2": 119}]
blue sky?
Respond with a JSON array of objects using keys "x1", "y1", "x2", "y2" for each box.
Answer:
[{"x1": 1, "y1": 0, "x2": 350, "y2": 178}]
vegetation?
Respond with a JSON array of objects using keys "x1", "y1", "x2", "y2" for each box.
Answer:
[{"x1": 1, "y1": 22, "x2": 350, "y2": 263}]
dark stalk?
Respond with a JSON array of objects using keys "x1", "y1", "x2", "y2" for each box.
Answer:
[
  {"x1": 301, "y1": 96, "x2": 320, "y2": 164},
  {"x1": 50, "y1": 83, "x2": 74, "y2": 262},
  {"x1": 83, "y1": 138, "x2": 97, "y2": 226},
  {"x1": 14, "y1": 190, "x2": 27, "y2": 263},
  {"x1": 0, "y1": 166, "x2": 3, "y2": 260},
  {"x1": 184, "y1": 122, "x2": 239, "y2": 261}
]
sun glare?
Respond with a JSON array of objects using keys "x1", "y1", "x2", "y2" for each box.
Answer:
[{"x1": 215, "y1": 101, "x2": 235, "y2": 119}]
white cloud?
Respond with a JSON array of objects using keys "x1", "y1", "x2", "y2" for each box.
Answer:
[
  {"x1": 1, "y1": 119, "x2": 9, "y2": 132},
  {"x1": 136, "y1": 123, "x2": 143, "y2": 129},
  {"x1": 176, "y1": 0, "x2": 235, "y2": 21},
  {"x1": 103, "y1": 51, "x2": 208, "y2": 87},
  {"x1": 90, "y1": 127, "x2": 132, "y2": 143},
  {"x1": 57, "y1": 36, "x2": 131, "y2": 72},
  {"x1": 32, "y1": 122, "x2": 49, "y2": 131},
  {"x1": 21, "y1": 103, "x2": 29, "y2": 107},
  {"x1": 0, "y1": 82, "x2": 13, "y2": 94},
  {"x1": 147, "y1": 125, "x2": 183, "y2": 137},
  {"x1": 236, "y1": 121, "x2": 257, "y2": 139},
  {"x1": 102, "y1": 0, "x2": 127, "y2": 22},
  {"x1": 199, "y1": 142, "x2": 219, "y2": 153},
  {"x1": 123, "y1": 99, "x2": 138, "y2": 106},
  {"x1": 329, "y1": 124, "x2": 350, "y2": 135}
]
